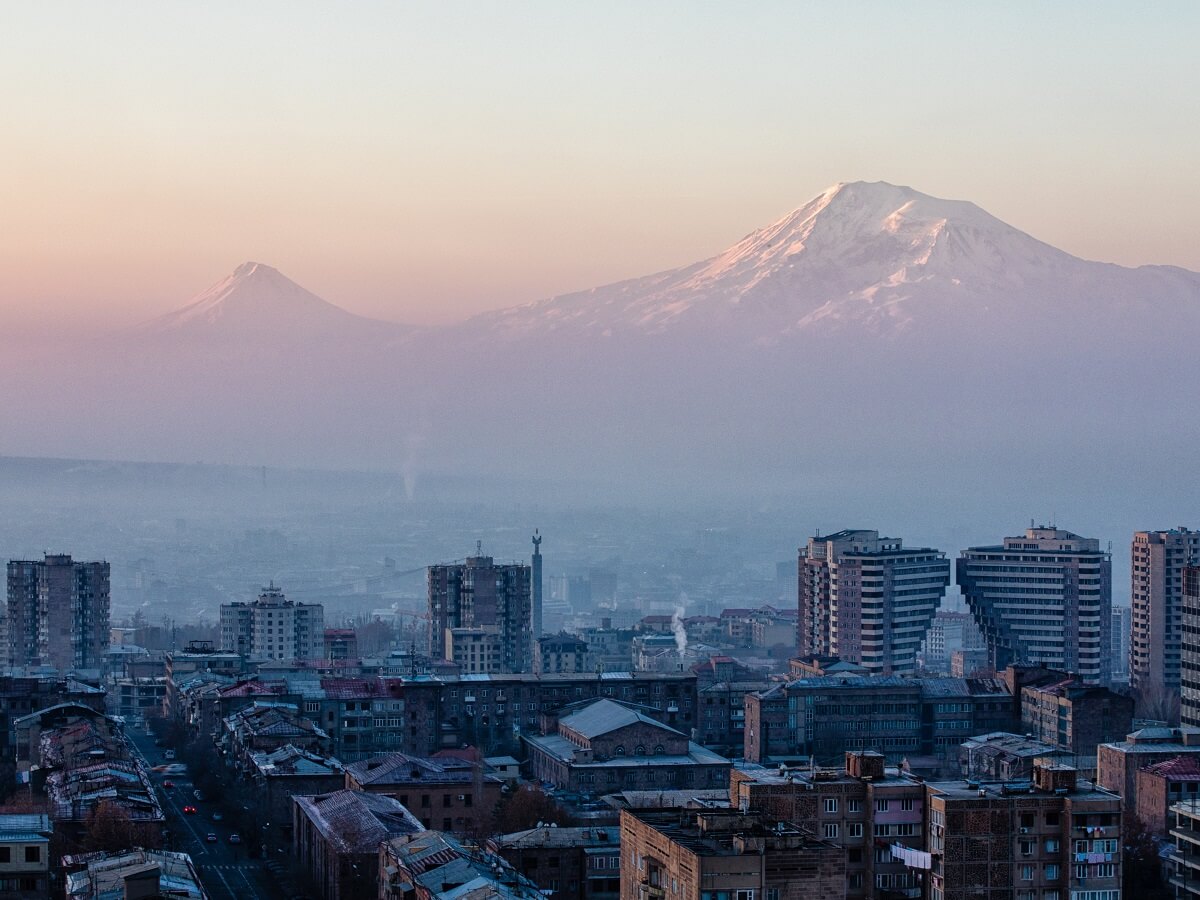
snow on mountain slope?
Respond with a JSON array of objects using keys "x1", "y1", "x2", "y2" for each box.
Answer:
[
  {"x1": 137, "y1": 261, "x2": 405, "y2": 343},
  {"x1": 472, "y1": 181, "x2": 1200, "y2": 340}
]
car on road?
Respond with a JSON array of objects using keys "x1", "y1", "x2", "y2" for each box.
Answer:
[
  {"x1": 164, "y1": 764, "x2": 187, "y2": 775},
  {"x1": 206, "y1": 833, "x2": 218, "y2": 843},
  {"x1": 183, "y1": 806, "x2": 196, "y2": 814},
  {"x1": 228, "y1": 834, "x2": 242, "y2": 844},
  {"x1": 193, "y1": 790, "x2": 204, "y2": 801},
  {"x1": 163, "y1": 781, "x2": 175, "y2": 789},
  {"x1": 212, "y1": 812, "x2": 223, "y2": 822}
]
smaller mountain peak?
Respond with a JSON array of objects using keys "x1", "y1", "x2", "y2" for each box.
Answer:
[{"x1": 232, "y1": 261, "x2": 279, "y2": 278}]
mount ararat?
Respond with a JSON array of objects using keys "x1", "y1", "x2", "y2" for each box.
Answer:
[{"x1": 5, "y1": 181, "x2": 1199, "y2": 518}]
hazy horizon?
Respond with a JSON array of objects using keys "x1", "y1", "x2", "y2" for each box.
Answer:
[{"x1": 3, "y1": 3, "x2": 1199, "y2": 331}]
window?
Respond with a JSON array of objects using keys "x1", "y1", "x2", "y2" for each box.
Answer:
[
  {"x1": 1021, "y1": 865, "x2": 1034, "y2": 881},
  {"x1": 847, "y1": 823, "x2": 863, "y2": 838},
  {"x1": 1045, "y1": 865, "x2": 1059, "y2": 881},
  {"x1": 0, "y1": 848, "x2": 9, "y2": 863},
  {"x1": 823, "y1": 823, "x2": 839, "y2": 839},
  {"x1": 1096, "y1": 864, "x2": 1115, "y2": 879},
  {"x1": 1074, "y1": 865, "x2": 1088, "y2": 880},
  {"x1": 766, "y1": 890, "x2": 780, "y2": 900},
  {"x1": 901, "y1": 798, "x2": 914, "y2": 811},
  {"x1": 847, "y1": 799, "x2": 862, "y2": 813},
  {"x1": 876, "y1": 799, "x2": 889, "y2": 812},
  {"x1": 615, "y1": 746, "x2": 625, "y2": 756},
  {"x1": 824, "y1": 798, "x2": 839, "y2": 814},
  {"x1": 443, "y1": 795, "x2": 452, "y2": 807},
  {"x1": 1045, "y1": 839, "x2": 1060, "y2": 853},
  {"x1": 735, "y1": 891, "x2": 755, "y2": 900}
]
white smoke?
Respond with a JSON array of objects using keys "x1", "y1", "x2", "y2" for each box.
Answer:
[{"x1": 671, "y1": 603, "x2": 688, "y2": 658}]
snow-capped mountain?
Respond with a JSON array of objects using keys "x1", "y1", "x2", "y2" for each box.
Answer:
[
  {"x1": 473, "y1": 181, "x2": 1200, "y2": 341},
  {"x1": 5, "y1": 181, "x2": 1200, "y2": 500},
  {"x1": 136, "y1": 261, "x2": 405, "y2": 343}
]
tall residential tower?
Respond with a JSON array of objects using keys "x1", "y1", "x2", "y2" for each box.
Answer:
[
  {"x1": 219, "y1": 584, "x2": 324, "y2": 661},
  {"x1": 6, "y1": 554, "x2": 110, "y2": 672},
  {"x1": 958, "y1": 526, "x2": 1111, "y2": 683},
  {"x1": 428, "y1": 553, "x2": 533, "y2": 674},
  {"x1": 1130, "y1": 528, "x2": 1198, "y2": 698},
  {"x1": 798, "y1": 529, "x2": 950, "y2": 675}
]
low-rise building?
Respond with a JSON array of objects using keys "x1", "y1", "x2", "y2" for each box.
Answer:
[
  {"x1": 63, "y1": 849, "x2": 206, "y2": 900},
  {"x1": 343, "y1": 751, "x2": 501, "y2": 834},
  {"x1": 1021, "y1": 676, "x2": 1134, "y2": 773},
  {"x1": 292, "y1": 789, "x2": 423, "y2": 900},
  {"x1": 380, "y1": 830, "x2": 543, "y2": 900},
  {"x1": 1134, "y1": 754, "x2": 1200, "y2": 837},
  {"x1": 619, "y1": 808, "x2": 845, "y2": 900},
  {"x1": 536, "y1": 634, "x2": 591, "y2": 675},
  {"x1": 959, "y1": 732, "x2": 1067, "y2": 782},
  {"x1": 222, "y1": 702, "x2": 330, "y2": 768},
  {"x1": 730, "y1": 751, "x2": 926, "y2": 900},
  {"x1": 524, "y1": 699, "x2": 730, "y2": 794},
  {"x1": 0, "y1": 814, "x2": 52, "y2": 898},
  {"x1": 1097, "y1": 725, "x2": 1200, "y2": 802},
  {"x1": 248, "y1": 744, "x2": 344, "y2": 849},
  {"x1": 926, "y1": 763, "x2": 1121, "y2": 900},
  {"x1": 491, "y1": 825, "x2": 620, "y2": 900}
]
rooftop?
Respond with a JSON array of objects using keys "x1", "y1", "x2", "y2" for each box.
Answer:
[
  {"x1": 492, "y1": 825, "x2": 619, "y2": 849},
  {"x1": 625, "y1": 809, "x2": 838, "y2": 857},
  {"x1": 559, "y1": 699, "x2": 683, "y2": 740},
  {"x1": 64, "y1": 849, "x2": 204, "y2": 900},
  {"x1": 294, "y1": 789, "x2": 423, "y2": 854},
  {"x1": 346, "y1": 752, "x2": 497, "y2": 787}
]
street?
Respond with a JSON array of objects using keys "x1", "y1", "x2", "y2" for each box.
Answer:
[{"x1": 126, "y1": 726, "x2": 289, "y2": 900}]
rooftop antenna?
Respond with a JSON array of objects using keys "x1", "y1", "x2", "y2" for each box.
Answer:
[{"x1": 476, "y1": 540, "x2": 482, "y2": 557}]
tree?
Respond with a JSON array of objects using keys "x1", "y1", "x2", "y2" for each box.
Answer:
[
  {"x1": 1135, "y1": 682, "x2": 1181, "y2": 725},
  {"x1": 1123, "y1": 814, "x2": 1169, "y2": 900},
  {"x1": 491, "y1": 785, "x2": 573, "y2": 835},
  {"x1": 84, "y1": 800, "x2": 145, "y2": 853}
]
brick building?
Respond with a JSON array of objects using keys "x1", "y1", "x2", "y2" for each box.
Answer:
[
  {"x1": 491, "y1": 825, "x2": 620, "y2": 900},
  {"x1": 380, "y1": 830, "x2": 542, "y2": 900},
  {"x1": 730, "y1": 751, "x2": 926, "y2": 900},
  {"x1": 248, "y1": 744, "x2": 344, "y2": 850},
  {"x1": 342, "y1": 751, "x2": 501, "y2": 834},
  {"x1": 744, "y1": 674, "x2": 1016, "y2": 768},
  {"x1": 292, "y1": 789, "x2": 423, "y2": 900},
  {"x1": 619, "y1": 808, "x2": 845, "y2": 900},
  {"x1": 926, "y1": 763, "x2": 1121, "y2": 900},
  {"x1": 1134, "y1": 754, "x2": 1200, "y2": 837},
  {"x1": 1020, "y1": 676, "x2": 1134, "y2": 773},
  {"x1": 524, "y1": 699, "x2": 730, "y2": 794},
  {"x1": 1096, "y1": 725, "x2": 1200, "y2": 803}
]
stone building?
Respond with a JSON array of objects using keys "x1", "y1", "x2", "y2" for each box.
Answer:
[
  {"x1": 293, "y1": 789, "x2": 423, "y2": 900},
  {"x1": 730, "y1": 751, "x2": 926, "y2": 900},
  {"x1": 619, "y1": 808, "x2": 845, "y2": 900},
  {"x1": 926, "y1": 763, "x2": 1121, "y2": 900},
  {"x1": 342, "y1": 751, "x2": 501, "y2": 834},
  {"x1": 1020, "y1": 676, "x2": 1134, "y2": 773},
  {"x1": 524, "y1": 698, "x2": 730, "y2": 794},
  {"x1": 491, "y1": 825, "x2": 620, "y2": 900}
]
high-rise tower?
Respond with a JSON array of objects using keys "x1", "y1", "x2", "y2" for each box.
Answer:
[
  {"x1": 958, "y1": 526, "x2": 1111, "y2": 683},
  {"x1": 428, "y1": 553, "x2": 533, "y2": 673},
  {"x1": 798, "y1": 529, "x2": 949, "y2": 675},
  {"x1": 1130, "y1": 528, "x2": 1198, "y2": 699},
  {"x1": 218, "y1": 583, "x2": 324, "y2": 660},
  {"x1": 6, "y1": 554, "x2": 110, "y2": 672}
]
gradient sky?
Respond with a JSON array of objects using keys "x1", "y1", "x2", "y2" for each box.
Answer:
[{"x1": 2, "y1": 2, "x2": 1197, "y2": 329}]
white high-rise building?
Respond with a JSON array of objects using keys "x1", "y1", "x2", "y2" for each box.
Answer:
[
  {"x1": 219, "y1": 584, "x2": 324, "y2": 661},
  {"x1": 799, "y1": 529, "x2": 950, "y2": 675},
  {"x1": 958, "y1": 526, "x2": 1111, "y2": 684},
  {"x1": 1130, "y1": 528, "x2": 1199, "y2": 697}
]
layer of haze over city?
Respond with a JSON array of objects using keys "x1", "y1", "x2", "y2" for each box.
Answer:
[{"x1": 2, "y1": 2, "x2": 1198, "y2": 621}]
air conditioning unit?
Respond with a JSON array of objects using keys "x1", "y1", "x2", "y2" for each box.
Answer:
[
  {"x1": 458, "y1": 795, "x2": 466, "y2": 801},
  {"x1": 1020, "y1": 827, "x2": 1029, "y2": 834}
]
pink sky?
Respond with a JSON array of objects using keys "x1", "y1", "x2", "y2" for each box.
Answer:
[{"x1": 2, "y1": 3, "x2": 1197, "y2": 330}]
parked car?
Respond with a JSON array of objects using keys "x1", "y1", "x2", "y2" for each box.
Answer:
[
  {"x1": 162, "y1": 750, "x2": 176, "y2": 760},
  {"x1": 228, "y1": 834, "x2": 242, "y2": 844}
]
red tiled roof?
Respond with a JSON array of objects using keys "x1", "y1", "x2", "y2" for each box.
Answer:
[{"x1": 1141, "y1": 755, "x2": 1200, "y2": 779}]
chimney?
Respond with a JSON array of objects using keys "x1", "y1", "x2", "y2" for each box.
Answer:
[{"x1": 1033, "y1": 762, "x2": 1077, "y2": 794}]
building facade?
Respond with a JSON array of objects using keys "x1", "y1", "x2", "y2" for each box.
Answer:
[
  {"x1": 429, "y1": 555, "x2": 533, "y2": 673},
  {"x1": 799, "y1": 530, "x2": 950, "y2": 675},
  {"x1": 1130, "y1": 528, "x2": 1198, "y2": 701},
  {"x1": 219, "y1": 584, "x2": 324, "y2": 661},
  {"x1": 6, "y1": 555, "x2": 110, "y2": 672},
  {"x1": 1182, "y1": 567, "x2": 1200, "y2": 728},
  {"x1": 619, "y1": 808, "x2": 845, "y2": 900},
  {"x1": 958, "y1": 526, "x2": 1111, "y2": 683}
]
